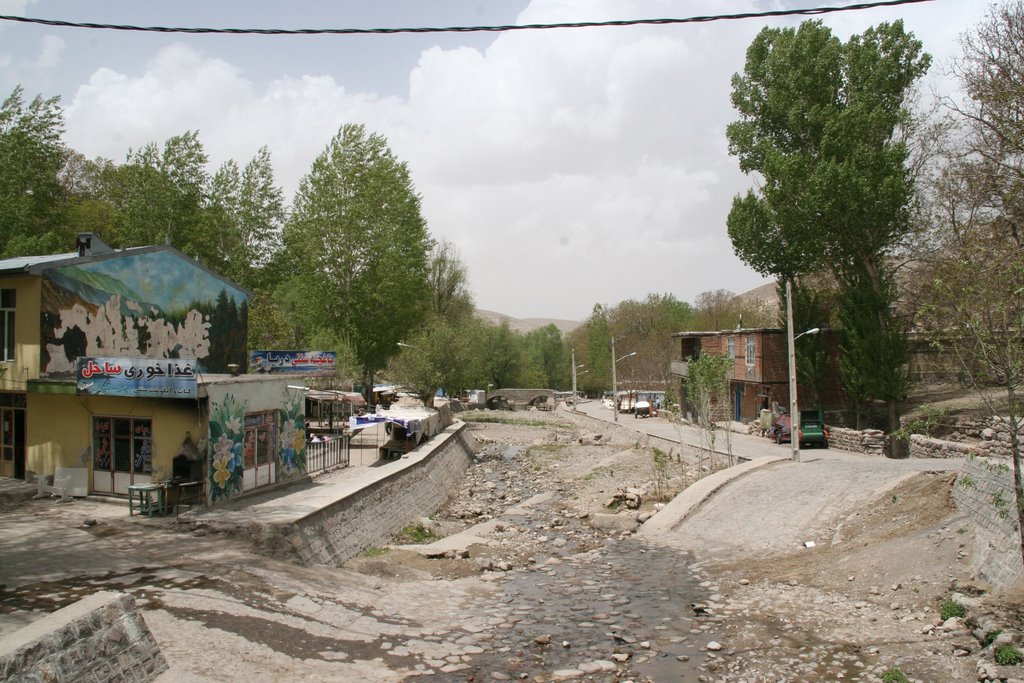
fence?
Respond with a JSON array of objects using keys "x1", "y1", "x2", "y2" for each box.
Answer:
[{"x1": 306, "y1": 435, "x2": 349, "y2": 473}]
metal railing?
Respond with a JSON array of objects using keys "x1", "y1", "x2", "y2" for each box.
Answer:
[{"x1": 306, "y1": 435, "x2": 349, "y2": 473}]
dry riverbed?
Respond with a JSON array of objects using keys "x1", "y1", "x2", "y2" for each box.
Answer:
[{"x1": 3, "y1": 408, "x2": 1022, "y2": 682}]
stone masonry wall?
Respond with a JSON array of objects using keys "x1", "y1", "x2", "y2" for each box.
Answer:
[
  {"x1": 253, "y1": 423, "x2": 475, "y2": 567},
  {"x1": 953, "y1": 457, "x2": 1024, "y2": 590},
  {"x1": 825, "y1": 427, "x2": 886, "y2": 455},
  {"x1": 0, "y1": 591, "x2": 167, "y2": 683}
]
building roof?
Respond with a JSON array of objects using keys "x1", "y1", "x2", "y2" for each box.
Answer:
[
  {"x1": 672, "y1": 327, "x2": 784, "y2": 339},
  {"x1": 0, "y1": 252, "x2": 79, "y2": 274}
]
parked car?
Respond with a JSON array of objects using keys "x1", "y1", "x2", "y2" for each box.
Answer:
[
  {"x1": 771, "y1": 411, "x2": 829, "y2": 448},
  {"x1": 634, "y1": 400, "x2": 651, "y2": 418}
]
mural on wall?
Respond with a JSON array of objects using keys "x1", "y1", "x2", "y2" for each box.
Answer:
[
  {"x1": 279, "y1": 387, "x2": 307, "y2": 477},
  {"x1": 207, "y1": 385, "x2": 307, "y2": 503},
  {"x1": 40, "y1": 249, "x2": 248, "y2": 378},
  {"x1": 208, "y1": 392, "x2": 246, "y2": 502}
]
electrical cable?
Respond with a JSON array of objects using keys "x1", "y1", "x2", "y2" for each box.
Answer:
[{"x1": 0, "y1": 0, "x2": 937, "y2": 37}]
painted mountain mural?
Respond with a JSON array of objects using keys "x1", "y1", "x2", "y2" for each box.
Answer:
[{"x1": 40, "y1": 249, "x2": 248, "y2": 378}]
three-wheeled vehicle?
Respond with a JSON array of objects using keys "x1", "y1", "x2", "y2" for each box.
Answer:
[{"x1": 771, "y1": 409, "x2": 829, "y2": 448}]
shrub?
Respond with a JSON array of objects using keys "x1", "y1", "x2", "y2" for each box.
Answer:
[
  {"x1": 881, "y1": 666, "x2": 908, "y2": 683},
  {"x1": 995, "y1": 645, "x2": 1023, "y2": 666},
  {"x1": 984, "y1": 629, "x2": 1003, "y2": 647},
  {"x1": 939, "y1": 599, "x2": 966, "y2": 620}
]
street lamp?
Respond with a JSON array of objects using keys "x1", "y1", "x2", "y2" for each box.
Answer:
[
  {"x1": 610, "y1": 337, "x2": 636, "y2": 423},
  {"x1": 571, "y1": 348, "x2": 587, "y2": 410},
  {"x1": 785, "y1": 278, "x2": 821, "y2": 462}
]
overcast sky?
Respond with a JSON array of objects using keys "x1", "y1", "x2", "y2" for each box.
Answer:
[{"x1": 0, "y1": 0, "x2": 991, "y2": 321}]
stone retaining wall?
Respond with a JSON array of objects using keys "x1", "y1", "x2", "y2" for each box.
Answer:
[
  {"x1": 825, "y1": 426, "x2": 885, "y2": 455},
  {"x1": 0, "y1": 591, "x2": 166, "y2": 682},
  {"x1": 909, "y1": 434, "x2": 982, "y2": 459},
  {"x1": 953, "y1": 457, "x2": 1024, "y2": 590},
  {"x1": 252, "y1": 422, "x2": 475, "y2": 567}
]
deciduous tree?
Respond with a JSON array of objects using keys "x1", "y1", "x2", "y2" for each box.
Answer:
[
  {"x1": 283, "y1": 124, "x2": 431, "y2": 398},
  {"x1": 0, "y1": 86, "x2": 70, "y2": 256},
  {"x1": 726, "y1": 20, "x2": 930, "y2": 431}
]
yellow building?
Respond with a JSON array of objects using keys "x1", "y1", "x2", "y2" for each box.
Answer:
[{"x1": 0, "y1": 234, "x2": 306, "y2": 505}]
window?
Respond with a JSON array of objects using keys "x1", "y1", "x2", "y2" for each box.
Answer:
[
  {"x1": 746, "y1": 336, "x2": 756, "y2": 367},
  {"x1": 727, "y1": 336, "x2": 736, "y2": 359},
  {"x1": 93, "y1": 416, "x2": 153, "y2": 475},
  {"x1": 0, "y1": 289, "x2": 14, "y2": 362}
]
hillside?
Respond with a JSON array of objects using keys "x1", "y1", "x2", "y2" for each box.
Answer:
[{"x1": 475, "y1": 309, "x2": 580, "y2": 335}]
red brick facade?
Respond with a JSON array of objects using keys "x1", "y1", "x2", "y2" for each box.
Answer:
[{"x1": 672, "y1": 328, "x2": 845, "y2": 423}]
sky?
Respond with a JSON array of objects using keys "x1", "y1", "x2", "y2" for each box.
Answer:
[{"x1": 0, "y1": 0, "x2": 993, "y2": 321}]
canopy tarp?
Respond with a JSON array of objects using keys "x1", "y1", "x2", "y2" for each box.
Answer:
[{"x1": 307, "y1": 390, "x2": 366, "y2": 406}]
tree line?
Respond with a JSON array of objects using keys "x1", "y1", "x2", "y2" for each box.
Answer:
[{"x1": 0, "y1": 85, "x2": 772, "y2": 406}]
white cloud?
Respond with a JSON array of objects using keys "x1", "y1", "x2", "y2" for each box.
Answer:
[
  {"x1": 54, "y1": 0, "x2": 993, "y2": 320},
  {"x1": 30, "y1": 34, "x2": 63, "y2": 69}
]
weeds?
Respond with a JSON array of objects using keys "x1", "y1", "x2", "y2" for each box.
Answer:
[
  {"x1": 361, "y1": 547, "x2": 388, "y2": 558},
  {"x1": 983, "y1": 629, "x2": 1003, "y2": 647},
  {"x1": 583, "y1": 466, "x2": 615, "y2": 481},
  {"x1": 939, "y1": 599, "x2": 966, "y2": 621},
  {"x1": 396, "y1": 524, "x2": 438, "y2": 544},
  {"x1": 995, "y1": 645, "x2": 1023, "y2": 666},
  {"x1": 881, "y1": 667, "x2": 908, "y2": 683}
]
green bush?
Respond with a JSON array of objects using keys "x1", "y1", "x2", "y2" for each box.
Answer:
[
  {"x1": 984, "y1": 629, "x2": 1003, "y2": 647},
  {"x1": 881, "y1": 666, "x2": 908, "y2": 683},
  {"x1": 995, "y1": 645, "x2": 1023, "y2": 666},
  {"x1": 939, "y1": 599, "x2": 966, "y2": 620}
]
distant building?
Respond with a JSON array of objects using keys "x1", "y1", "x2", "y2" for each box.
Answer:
[{"x1": 670, "y1": 328, "x2": 845, "y2": 424}]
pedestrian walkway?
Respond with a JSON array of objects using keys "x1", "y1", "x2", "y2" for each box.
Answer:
[{"x1": 569, "y1": 399, "x2": 785, "y2": 460}]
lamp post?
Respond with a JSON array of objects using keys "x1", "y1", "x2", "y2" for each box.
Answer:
[
  {"x1": 610, "y1": 337, "x2": 637, "y2": 423},
  {"x1": 785, "y1": 279, "x2": 821, "y2": 462},
  {"x1": 571, "y1": 348, "x2": 586, "y2": 411}
]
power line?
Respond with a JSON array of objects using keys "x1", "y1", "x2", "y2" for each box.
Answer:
[{"x1": 0, "y1": 0, "x2": 937, "y2": 37}]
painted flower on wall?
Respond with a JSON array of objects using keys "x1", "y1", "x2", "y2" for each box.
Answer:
[
  {"x1": 209, "y1": 392, "x2": 247, "y2": 500},
  {"x1": 278, "y1": 387, "x2": 306, "y2": 478},
  {"x1": 279, "y1": 420, "x2": 299, "y2": 476}
]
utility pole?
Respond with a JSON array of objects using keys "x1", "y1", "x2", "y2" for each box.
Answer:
[{"x1": 611, "y1": 338, "x2": 618, "y2": 422}]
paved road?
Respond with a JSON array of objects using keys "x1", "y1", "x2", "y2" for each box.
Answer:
[{"x1": 566, "y1": 400, "x2": 964, "y2": 559}]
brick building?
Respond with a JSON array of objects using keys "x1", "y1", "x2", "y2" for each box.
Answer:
[{"x1": 670, "y1": 328, "x2": 845, "y2": 424}]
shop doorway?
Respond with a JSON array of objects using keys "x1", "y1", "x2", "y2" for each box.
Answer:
[
  {"x1": 92, "y1": 416, "x2": 153, "y2": 495},
  {"x1": 0, "y1": 405, "x2": 25, "y2": 479},
  {"x1": 243, "y1": 411, "x2": 277, "y2": 490}
]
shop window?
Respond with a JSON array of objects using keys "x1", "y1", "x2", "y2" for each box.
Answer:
[
  {"x1": 0, "y1": 289, "x2": 14, "y2": 362},
  {"x1": 93, "y1": 416, "x2": 153, "y2": 474}
]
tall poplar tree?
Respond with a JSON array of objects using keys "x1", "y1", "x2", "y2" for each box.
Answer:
[
  {"x1": 0, "y1": 86, "x2": 69, "y2": 256},
  {"x1": 283, "y1": 123, "x2": 431, "y2": 397},
  {"x1": 726, "y1": 20, "x2": 930, "y2": 431}
]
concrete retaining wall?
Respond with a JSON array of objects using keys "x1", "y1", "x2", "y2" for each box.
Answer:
[
  {"x1": 253, "y1": 422, "x2": 476, "y2": 567},
  {"x1": 0, "y1": 591, "x2": 166, "y2": 683},
  {"x1": 953, "y1": 457, "x2": 1024, "y2": 590}
]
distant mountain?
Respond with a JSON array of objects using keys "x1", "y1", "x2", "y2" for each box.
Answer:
[
  {"x1": 736, "y1": 281, "x2": 779, "y2": 310},
  {"x1": 476, "y1": 309, "x2": 581, "y2": 335}
]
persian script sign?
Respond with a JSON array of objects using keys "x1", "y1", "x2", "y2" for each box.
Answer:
[
  {"x1": 250, "y1": 350, "x2": 337, "y2": 374},
  {"x1": 76, "y1": 357, "x2": 197, "y2": 399}
]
